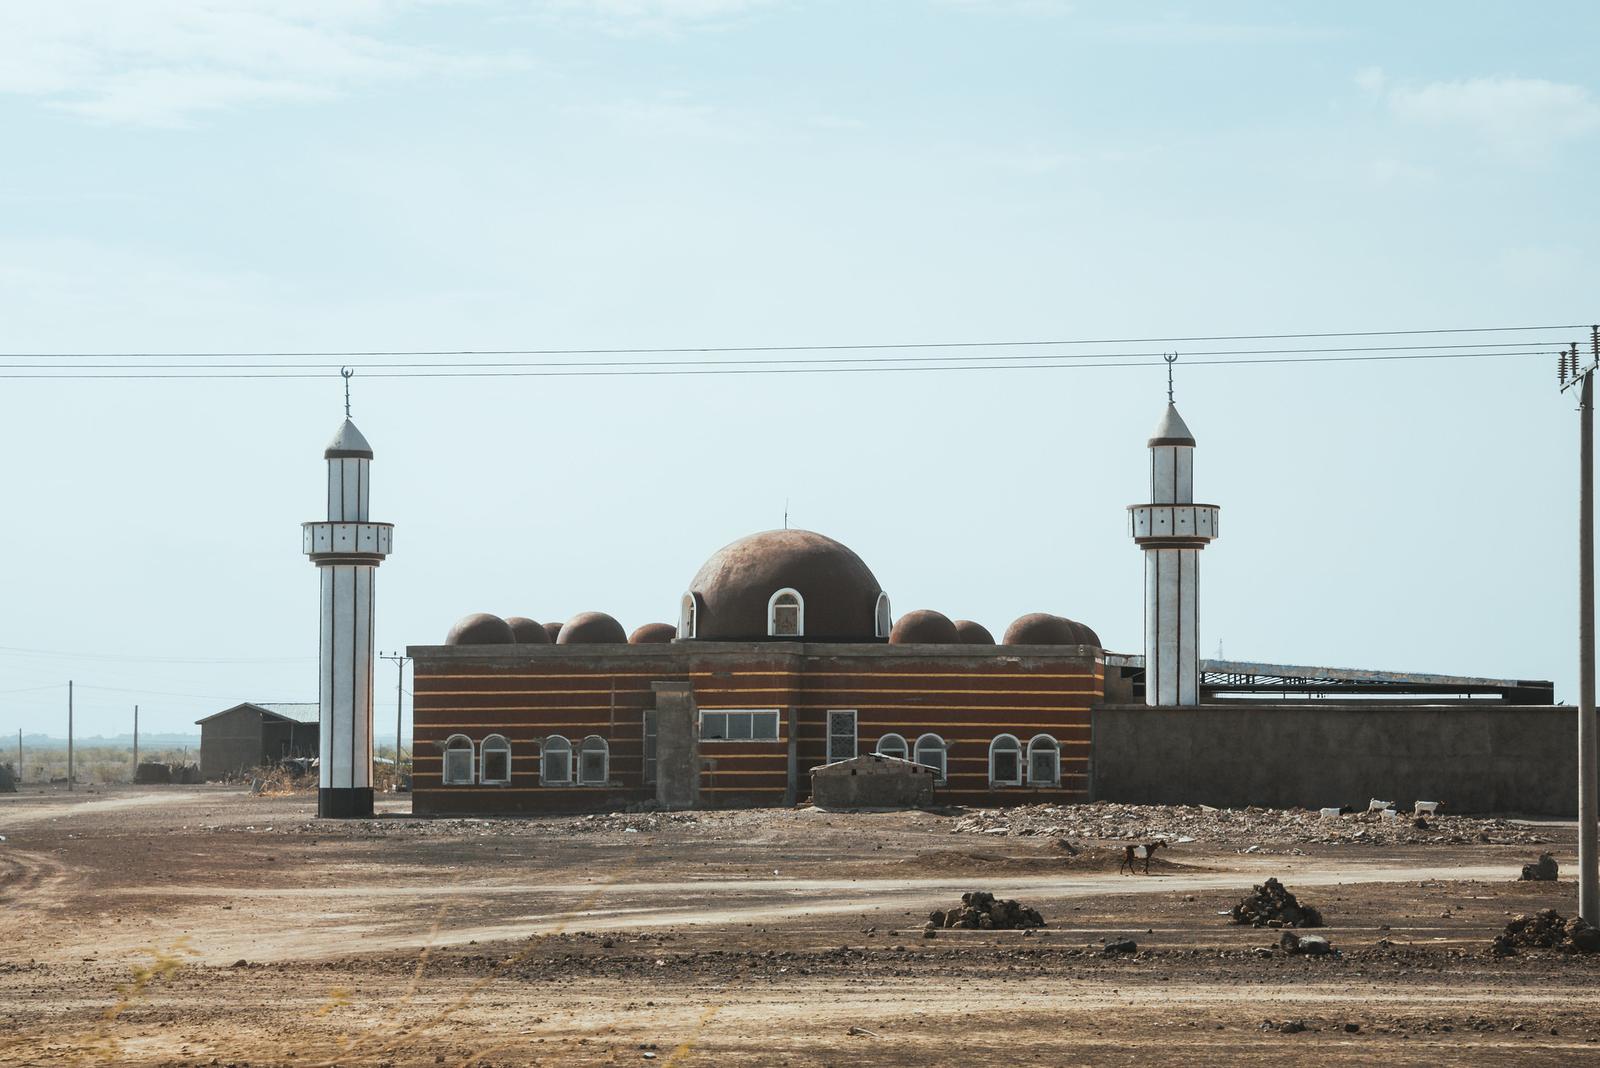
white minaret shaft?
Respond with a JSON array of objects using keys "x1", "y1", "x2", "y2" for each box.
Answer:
[
  {"x1": 1129, "y1": 404, "x2": 1218, "y2": 706},
  {"x1": 303, "y1": 419, "x2": 393, "y2": 818}
]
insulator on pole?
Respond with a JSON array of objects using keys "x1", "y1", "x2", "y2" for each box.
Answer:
[{"x1": 1563, "y1": 354, "x2": 1570, "y2": 385}]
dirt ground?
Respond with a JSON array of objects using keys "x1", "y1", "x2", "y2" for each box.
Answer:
[{"x1": 2, "y1": 785, "x2": 1598, "y2": 1066}]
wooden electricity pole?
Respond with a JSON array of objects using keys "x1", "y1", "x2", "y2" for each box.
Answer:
[
  {"x1": 133, "y1": 704, "x2": 139, "y2": 781},
  {"x1": 67, "y1": 680, "x2": 74, "y2": 791},
  {"x1": 1561, "y1": 334, "x2": 1599, "y2": 924}
]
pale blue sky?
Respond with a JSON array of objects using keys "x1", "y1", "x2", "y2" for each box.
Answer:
[{"x1": 1, "y1": 1, "x2": 1596, "y2": 736}]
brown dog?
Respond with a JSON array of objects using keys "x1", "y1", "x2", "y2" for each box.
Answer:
[{"x1": 1119, "y1": 840, "x2": 1166, "y2": 875}]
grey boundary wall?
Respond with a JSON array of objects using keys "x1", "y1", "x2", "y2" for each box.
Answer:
[{"x1": 1091, "y1": 703, "x2": 1579, "y2": 816}]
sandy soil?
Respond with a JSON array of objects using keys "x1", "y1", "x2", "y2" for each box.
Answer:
[{"x1": 2, "y1": 784, "x2": 1597, "y2": 1066}]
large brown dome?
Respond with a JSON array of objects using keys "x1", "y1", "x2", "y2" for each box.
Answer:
[
  {"x1": 541, "y1": 620, "x2": 563, "y2": 644},
  {"x1": 505, "y1": 616, "x2": 550, "y2": 644},
  {"x1": 446, "y1": 612, "x2": 515, "y2": 645},
  {"x1": 629, "y1": 622, "x2": 676, "y2": 644},
  {"x1": 686, "y1": 529, "x2": 885, "y2": 642},
  {"x1": 557, "y1": 611, "x2": 628, "y2": 644},
  {"x1": 889, "y1": 609, "x2": 960, "y2": 644},
  {"x1": 1002, "y1": 612, "x2": 1101, "y2": 648},
  {"x1": 953, "y1": 619, "x2": 995, "y2": 645}
]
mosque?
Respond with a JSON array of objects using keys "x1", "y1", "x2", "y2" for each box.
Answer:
[{"x1": 302, "y1": 389, "x2": 1566, "y2": 819}]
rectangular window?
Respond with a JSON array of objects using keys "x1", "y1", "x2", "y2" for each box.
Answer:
[
  {"x1": 542, "y1": 749, "x2": 570, "y2": 785},
  {"x1": 643, "y1": 710, "x2": 658, "y2": 785},
  {"x1": 827, "y1": 710, "x2": 857, "y2": 763},
  {"x1": 771, "y1": 604, "x2": 800, "y2": 635},
  {"x1": 482, "y1": 749, "x2": 509, "y2": 783},
  {"x1": 1029, "y1": 751, "x2": 1058, "y2": 786},
  {"x1": 992, "y1": 750, "x2": 1021, "y2": 786},
  {"x1": 444, "y1": 748, "x2": 474, "y2": 784},
  {"x1": 700, "y1": 710, "x2": 779, "y2": 742},
  {"x1": 580, "y1": 749, "x2": 607, "y2": 785}
]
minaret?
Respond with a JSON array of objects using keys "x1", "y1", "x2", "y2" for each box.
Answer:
[
  {"x1": 302, "y1": 379, "x2": 393, "y2": 818},
  {"x1": 1128, "y1": 380, "x2": 1218, "y2": 705}
]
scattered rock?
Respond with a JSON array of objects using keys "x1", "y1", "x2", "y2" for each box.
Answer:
[
  {"x1": 1280, "y1": 931, "x2": 1332, "y2": 956},
  {"x1": 1520, "y1": 853, "x2": 1559, "y2": 881},
  {"x1": 1230, "y1": 878, "x2": 1324, "y2": 928},
  {"x1": 1102, "y1": 939, "x2": 1138, "y2": 956}
]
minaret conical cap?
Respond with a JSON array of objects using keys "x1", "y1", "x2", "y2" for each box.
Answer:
[
  {"x1": 1148, "y1": 403, "x2": 1196, "y2": 447},
  {"x1": 325, "y1": 418, "x2": 373, "y2": 459}
]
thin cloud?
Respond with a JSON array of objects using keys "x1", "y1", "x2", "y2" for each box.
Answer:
[
  {"x1": 528, "y1": 0, "x2": 777, "y2": 35},
  {"x1": 1359, "y1": 67, "x2": 1600, "y2": 153},
  {"x1": 0, "y1": 1, "x2": 517, "y2": 127}
]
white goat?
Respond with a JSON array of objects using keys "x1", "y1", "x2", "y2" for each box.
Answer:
[
  {"x1": 1414, "y1": 800, "x2": 1441, "y2": 817},
  {"x1": 1368, "y1": 798, "x2": 1394, "y2": 813}
]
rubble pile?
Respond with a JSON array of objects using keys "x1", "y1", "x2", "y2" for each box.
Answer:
[
  {"x1": 1230, "y1": 878, "x2": 1324, "y2": 928},
  {"x1": 1520, "y1": 853, "x2": 1559, "y2": 881},
  {"x1": 1492, "y1": 910, "x2": 1600, "y2": 955},
  {"x1": 947, "y1": 802, "x2": 1552, "y2": 850},
  {"x1": 927, "y1": 891, "x2": 1045, "y2": 931}
]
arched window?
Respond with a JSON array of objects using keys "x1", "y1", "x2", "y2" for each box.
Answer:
[
  {"x1": 989, "y1": 734, "x2": 1022, "y2": 787},
  {"x1": 1027, "y1": 734, "x2": 1060, "y2": 786},
  {"x1": 679, "y1": 592, "x2": 698, "y2": 639},
  {"x1": 541, "y1": 735, "x2": 572, "y2": 785},
  {"x1": 768, "y1": 588, "x2": 804, "y2": 636},
  {"x1": 443, "y1": 734, "x2": 474, "y2": 785},
  {"x1": 579, "y1": 735, "x2": 609, "y2": 785},
  {"x1": 913, "y1": 733, "x2": 947, "y2": 784},
  {"x1": 480, "y1": 734, "x2": 512, "y2": 785},
  {"x1": 874, "y1": 592, "x2": 892, "y2": 639},
  {"x1": 876, "y1": 733, "x2": 908, "y2": 760}
]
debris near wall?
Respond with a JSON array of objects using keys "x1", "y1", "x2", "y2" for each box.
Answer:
[
  {"x1": 1230, "y1": 878, "x2": 1324, "y2": 928},
  {"x1": 946, "y1": 802, "x2": 1553, "y2": 851},
  {"x1": 1520, "y1": 853, "x2": 1559, "y2": 881},
  {"x1": 1491, "y1": 910, "x2": 1600, "y2": 955},
  {"x1": 926, "y1": 891, "x2": 1045, "y2": 931}
]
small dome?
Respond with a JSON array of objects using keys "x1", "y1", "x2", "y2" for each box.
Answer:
[
  {"x1": 888, "y1": 609, "x2": 960, "y2": 644},
  {"x1": 1002, "y1": 612, "x2": 1102, "y2": 648},
  {"x1": 629, "y1": 622, "x2": 677, "y2": 644},
  {"x1": 557, "y1": 611, "x2": 628, "y2": 644},
  {"x1": 324, "y1": 418, "x2": 374, "y2": 459},
  {"x1": 505, "y1": 616, "x2": 550, "y2": 644},
  {"x1": 541, "y1": 621, "x2": 563, "y2": 643},
  {"x1": 1149, "y1": 403, "x2": 1196, "y2": 447},
  {"x1": 953, "y1": 619, "x2": 995, "y2": 645},
  {"x1": 686, "y1": 529, "x2": 885, "y2": 641},
  {"x1": 446, "y1": 612, "x2": 515, "y2": 645}
]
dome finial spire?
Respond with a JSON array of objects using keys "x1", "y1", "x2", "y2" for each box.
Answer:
[
  {"x1": 341, "y1": 366, "x2": 354, "y2": 419},
  {"x1": 1165, "y1": 351, "x2": 1177, "y2": 405}
]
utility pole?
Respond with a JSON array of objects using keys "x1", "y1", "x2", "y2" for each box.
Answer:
[
  {"x1": 16, "y1": 729, "x2": 21, "y2": 785},
  {"x1": 132, "y1": 704, "x2": 139, "y2": 781},
  {"x1": 1560, "y1": 333, "x2": 1600, "y2": 925},
  {"x1": 380, "y1": 652, "x2": 411, "y2": 777},
  {"x1": 67, "y1": 680, "x2": 74, "y2": 791}
]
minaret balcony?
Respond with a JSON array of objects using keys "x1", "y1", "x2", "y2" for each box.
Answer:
[
  {"x1": 1128, "y1": 503, "x2": 1219, "y2": 547},
  {"x1": 303, "y1": 521, "x2": 393, "y2": 560}
]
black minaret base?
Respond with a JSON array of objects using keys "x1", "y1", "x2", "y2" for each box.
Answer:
[{"x1": 318, "y1": 787, "x2": 374, "y2": 819}]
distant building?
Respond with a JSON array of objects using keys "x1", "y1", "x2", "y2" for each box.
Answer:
[{"x1": 195, "y1": 702, "x2": 319, "y2": 780}]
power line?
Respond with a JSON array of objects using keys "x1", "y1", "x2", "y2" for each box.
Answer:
[
  {"x1": 0, "y1": 338, "x2": 1573, "y2": 371},
  {"x1": 0, "y1": 645, "x2": 311, "y2": 665},
  {"x1": 0, "y1": 322, "x2": 1582, "y2": 359},
  {"x1": 0, "y1": 347, "x2": 1566, "y2": 379}
]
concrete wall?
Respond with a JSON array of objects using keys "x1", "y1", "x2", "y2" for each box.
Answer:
[{"x1": 1092, "y1": 703, "x2": 1579, "y2": 816}]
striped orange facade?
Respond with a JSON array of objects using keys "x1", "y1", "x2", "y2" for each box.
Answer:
[{"x1": 409, "y1": 643, "x2": 1103, "y2": 815}]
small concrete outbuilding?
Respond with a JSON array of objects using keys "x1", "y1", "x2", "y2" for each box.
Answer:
[
  {"x1": 195, "y1": 702, "x2": 319, "y2": 780},
  {"x1": 811, "y1": 753, "x2": 937, "y2": 810}
]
